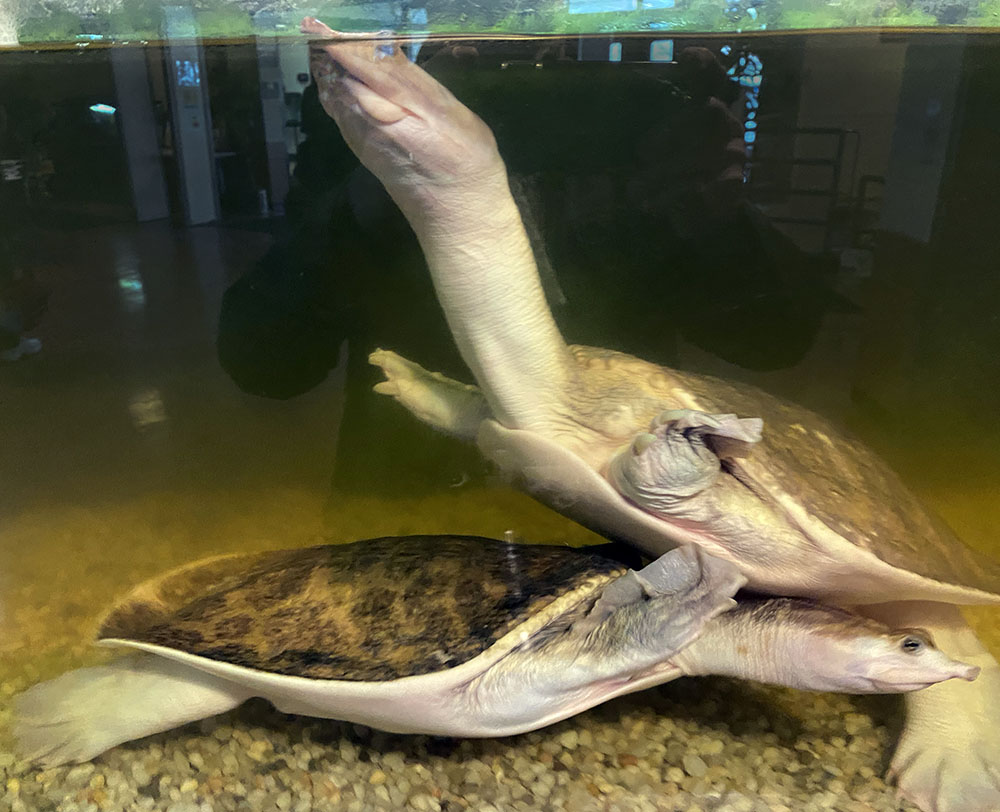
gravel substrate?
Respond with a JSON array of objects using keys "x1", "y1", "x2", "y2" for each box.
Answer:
[
  {"x1": 1, "y1": 676, "x2": 921, "y2": 812},
  {"x1": 3, "y1": 485, "x2": 993, "y2": 812}
]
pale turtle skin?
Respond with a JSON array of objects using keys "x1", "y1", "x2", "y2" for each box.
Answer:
[
  {"x1": 14, "y1": 535, "x2": 976, "y2": 768},
  {"x1": 302, "y1": 19, "x2": 1000, "y2": 812}
]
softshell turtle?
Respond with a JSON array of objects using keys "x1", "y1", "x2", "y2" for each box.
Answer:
[
  {"x1": 14, "y1": 535, "x2": 976, "y2": 767},
  {"x1": 303, "y1": 19, "x2": 1000, "y2": 812}
]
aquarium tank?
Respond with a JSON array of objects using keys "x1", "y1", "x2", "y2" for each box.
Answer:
[{"x1": 1, "y1": 1, "x2": 998, "y2": 812}]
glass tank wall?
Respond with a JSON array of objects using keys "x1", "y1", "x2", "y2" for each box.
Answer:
[{"x1": 0, "y1": 8, "x2": 999, "y2": 812}]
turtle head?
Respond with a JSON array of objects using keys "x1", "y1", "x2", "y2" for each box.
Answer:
[
  {"x1": 841, "y1": 626, "x2": 981, "y2": 693},
  {"x1": 780, "y1": 604, "x2": 980, "y2": 693},
  {"x1": 675, "y1": 598, "x2": 980, "y2": 694}
]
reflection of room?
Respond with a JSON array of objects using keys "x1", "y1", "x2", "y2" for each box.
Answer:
[
  {"x1": 752, "y1": 33, "x2": 964, "y2": 255},
  {"x1": 0, "y1": 24, "x2": 997, "y2": 478},
  {"x1": 1, "y1": 21, "x2": 999, "y2": 812}
]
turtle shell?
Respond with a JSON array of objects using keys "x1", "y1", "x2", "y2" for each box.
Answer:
[
  {"x1": 564, "y1": 345, "x2": 1000, "y2": 597},
  {"x1": 98, "y1": 535, "x2": 627, "y2": 681},
  {"x1": 669, "y1": 366, "x2": 1000, "y2": 595}
]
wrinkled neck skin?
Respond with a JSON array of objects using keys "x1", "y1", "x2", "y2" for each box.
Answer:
[
  {"x1": 671, "y1": 606, "x2": 847, "y2": 692},
  {"x1": 386, "y1": 162, "x2": 575, "y2": 431},
  {"x1": 304, "y1": 21, "x2": 573, "y2": 430}
]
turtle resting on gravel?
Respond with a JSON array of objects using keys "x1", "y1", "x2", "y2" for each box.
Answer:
[
  {"x1": 302, "y1": 18, "x2": 1000, "y2": 812},
  {"x1": 14, "y1": 535, "x2": 976, "y2": 768}
]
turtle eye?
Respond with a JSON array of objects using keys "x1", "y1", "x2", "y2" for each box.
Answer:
[
  {"x1": 899, "y1": 633, "x2": 934, "y2": 654},
  {"x1": 897, "y1": 627, "x2": 936, "y2": 653}
]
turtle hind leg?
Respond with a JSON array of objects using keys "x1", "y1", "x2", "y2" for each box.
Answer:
[
  {"x1": 13, "y1": 654, "x2": 250, "y2": 767},
  {"x1": 859, "y1": 601, "x2": 1000, "y2": 812},
  {"x1": 369, "y1": 348, "x2": 489, "y2": 440}
]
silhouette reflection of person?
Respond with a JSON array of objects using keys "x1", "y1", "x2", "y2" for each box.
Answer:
[
  {"x1": 217, "y1": 44, "x2": 835, "y2": 497},
  {"x1": 0, "y1": 104, "x2": 47, "y2": 362}
]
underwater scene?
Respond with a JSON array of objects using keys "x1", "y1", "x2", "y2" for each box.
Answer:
[{"x1": 2, "y1": 12, "x2": 1000, "y2": 812}]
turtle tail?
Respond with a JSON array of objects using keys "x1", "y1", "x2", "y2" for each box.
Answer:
[{"x1": 13, "y1": 654, "x2": 249, "y2": 767}]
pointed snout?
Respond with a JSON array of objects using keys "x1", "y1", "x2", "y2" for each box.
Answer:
[
  {"x1": 889, "y1": 659, "x2": 979, "y2": 692},
  {"x1": 863, "y1": 650, "x2": 981, "y2": 693},
  {"x1": 927, "y1": 651, "x2": 981, "y2": 685}
]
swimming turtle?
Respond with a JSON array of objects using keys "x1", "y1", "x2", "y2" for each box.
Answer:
[
  {"x1": 14, "y1": 535, "x2": 975, "y2": 768},
  {"x1": 303, "y1": 19, "x2": 1000, "y2": 812}
]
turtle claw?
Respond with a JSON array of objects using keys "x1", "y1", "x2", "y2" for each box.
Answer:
[
  {"x1": 370, "y1": 348, "x2": 438, "y2": 408},
  {"x1": 370, "y1": 348, "x2": 418, "y2": 393}
]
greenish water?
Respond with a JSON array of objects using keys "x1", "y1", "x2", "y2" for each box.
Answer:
[{"x1": 0, "y1": 28, "x2": 998, "y2": 809}]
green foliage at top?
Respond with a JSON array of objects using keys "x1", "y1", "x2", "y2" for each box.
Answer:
[
  {"x1": 423, "y1": 0, "x2": 535, "y2": 28},
  {"x1": 478, "y1": 0, "x2": 941, "y2": 34},
  {"x1": 17, "y1": 8, "x2": 86, "y2": 42},
  {"x1": 11, "y1": 0, "x2": 1000, "y2": 44},
  {"x1": 484, "y1": 3, "x2": 759, "y2": 34},
  {"x1": 105, "y1": 0, "x2": 165, "y2": 38},
  {"x1": 969, "y1": 0, "x2": 1000, "y2": 23},
  {"x1": 17, "y1": 0, "x2": 255, "y2": 42},
  {"x1": 187, "y1": 1, "x2": 254, "y2": 38},
  {"x1": 777, "y1": 0, "x2": 935, "y2": 29}
]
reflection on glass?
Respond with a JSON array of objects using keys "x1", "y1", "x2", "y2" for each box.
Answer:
[
  {"x1": 175, "y1": 59, "x2": 200, "y2": 87},
  {"x1": 127, "y1": 387, "x2": 168, "y2": 430},
  {"x1": 649, "y1": 39, "x2": 674, "y2": 62},
  {"x1": 0, "y1": 22, "x2": 998, "y2": 812},
  {"x1": 116, "y1": 274, "x2": 146, "y2": 313},
  {"x1": 113, "y1": 246, "x2": 147, "y2": 315}
]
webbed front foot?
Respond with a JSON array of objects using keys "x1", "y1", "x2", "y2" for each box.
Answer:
[
  {"x1": 861, "y1": 601, "x2": 1000, "y2": 812},
  {"x1": 607, "y1": 409, "x2": 763, "y2": 516},
  {"x1": 888, "y1": 661, "x2": 1000, "y2": 812},
  {"x1": 369, "y1": 348, "x2": 488, "y2": 440}
]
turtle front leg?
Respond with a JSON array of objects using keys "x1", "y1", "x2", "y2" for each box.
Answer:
[
  {"x1": 606, "y1": 409, "x2": 763, "y2": 517},
  {"x1": 858, "y1": 601, "x2": 1000, "y2": 812},
  {"x1": 369, "y1": 349, "x2": 489, "y2": 441},
  {"x1": 459, "y1": 547, "x2": 744, "y2": 736}
]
